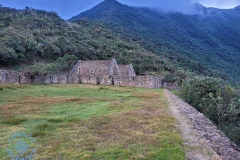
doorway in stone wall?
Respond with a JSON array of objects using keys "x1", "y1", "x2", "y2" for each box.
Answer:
[
  {"x1": 5, "y1": 73, "x2": 8, "y2": 82},
  {"x1": 18, "y1": 76, "x2": 21, "y2": 84},
  {"x1": 79, "y1": 75, "x2": 82, "y2": 84},
  {"x1": 30, "y1": 75, "x2": 34, "y2": 84},
  {"x1": 97, "y1": 78, "x2": 101, "y2": 85},
  {"x1": 112, "y1": 78, "x2": 115, "y2": 85}
]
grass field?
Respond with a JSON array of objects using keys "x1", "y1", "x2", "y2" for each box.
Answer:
[{"x1": 0, "y1": 83, "x2": 185, "y2": 160}]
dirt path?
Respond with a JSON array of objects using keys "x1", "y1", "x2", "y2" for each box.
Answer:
[{"x1": 165, "y1": 90, "x2": 240, "y2": 160}]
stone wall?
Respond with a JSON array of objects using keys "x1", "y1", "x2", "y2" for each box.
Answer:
[
  {"x1": 69, "y1": 74, "x2": 80, "y2": 84},
  {"x1": 0, "y1": 69, "x2": 20, "y2": 84},
  {"x1": 166, "y1": 90, "x2": 240, "y2": 160},
  {"x1": 44, "y1": 74, "x2": 68, "y2": 84},
  {"x1": 75, "y1": 59, "x2": 120, "y2": 77},
  {"x1": 134, "y1": 76, "x2": 162, "y2": 88},
  {"x1": 108, "y1": 59, "x2": 121, "y2": 76},
  {"x1": 114, "y1": 76, "x2": 162, "y2": 88},
  {"x1": 118, "y1": 64, "x2": 136, "y2": 77},
  {"x1": 114, "y1": 76, "x2": 135, "y2": 86},
  {"x1": 19, "y1": 72, "x2": 32, "y2": 84},
  {"x1": 81, "y1": 74, "x2": 98, "y2": 85},
  {"x1": 0, "y1": 59, "x2": 162, "y2": 89},
  {"x1": 33, "y1": 75, "x2": 45, "y2": 84}
]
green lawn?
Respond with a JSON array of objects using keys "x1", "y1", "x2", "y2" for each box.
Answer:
[{"x1": 0, "y1": 84, "x2": 185, "y2": 160}]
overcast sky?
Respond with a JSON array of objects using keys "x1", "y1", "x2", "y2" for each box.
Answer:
[{"x1": 0, "y1": 0, "x2": 239, "y2": 19}]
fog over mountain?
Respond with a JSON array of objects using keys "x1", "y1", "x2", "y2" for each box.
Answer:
[
  {"x1": 119, "y1": 0, "x2": 240, "y2": 13},
  {"x1": 200, "y1": 0, "x2": 240, "y2": 8}
]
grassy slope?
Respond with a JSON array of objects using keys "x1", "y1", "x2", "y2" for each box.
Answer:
[{"x1": 0, "y1": 84, "x2": 184, "y2": 160}]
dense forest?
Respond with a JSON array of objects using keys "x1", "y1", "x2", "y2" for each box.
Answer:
[
  {"x1": 0, "y1": 6, "x2": 174, "y2": 75},
  {"x1": 0, "y1": 5, "x2": 225, "y2": 80},
  {"x1": 71, "y1": 0, "x2": 240, "y2": 85}
]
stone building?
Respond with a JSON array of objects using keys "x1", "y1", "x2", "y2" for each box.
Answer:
[
  {"x1": 68, "y1": 59, "x2": 120, "y2": 85},
  {"x1": 0, "y1": 58, "x2": 162, "y2": 88},
  {"x1": 118, "y1": 64, "x2": 136, "y2": 77}
]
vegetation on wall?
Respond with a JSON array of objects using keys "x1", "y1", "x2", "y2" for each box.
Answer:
[{"x1": 179, "y1": 77, "x2": 240, "y2": 146}]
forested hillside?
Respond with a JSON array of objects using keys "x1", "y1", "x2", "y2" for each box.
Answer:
[
  {"x1": 0, "y1": 6, "x2": 171, "y2": 75},
  {"x1": 0, "y1": 1, "x2": 239, "y2": 149},
  {"x1": 71, "y1": 0, "x2": 240, "y2": 84}
]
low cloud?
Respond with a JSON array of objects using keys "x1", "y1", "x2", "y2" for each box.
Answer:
[
  {"x1": 119, "y1": 0, "x2": 240, "y2": 12},
  {"x1": 199, "y1": 0, "x2": 240, "y2": 8},
  {"x1": 120, "y1": 0, "x2": 195, "y2": 12}
]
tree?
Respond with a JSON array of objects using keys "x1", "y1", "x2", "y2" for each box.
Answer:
[
  {"x1": 175, "y1": 70, "x2": 188, "y2": 86},
  {"x1": 179, "y1": 77, "x2": 240, "y2": 146}
]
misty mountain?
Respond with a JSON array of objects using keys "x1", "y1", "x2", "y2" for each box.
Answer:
[{"x1": 70, "y1": 0, "x2": 240, "y2": 84}]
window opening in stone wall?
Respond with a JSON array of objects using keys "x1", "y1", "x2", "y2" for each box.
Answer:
[
  {"x1": 133, "y1": 77, "x2": 135, "y2": 81},
  {"x1": 50, "y1": 76, "x2": 52, "y2": 80}
]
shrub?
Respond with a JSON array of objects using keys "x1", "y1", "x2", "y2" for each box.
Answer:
[
  {"x1": 162, "y1": 74, "x2": 178, "y2": 83},
  {"x1": 32, "y1": 123, "x2": 50, "y2": 137},
  {"x1": 179, "y1": 77, "x2": 240, "y2": 146}
]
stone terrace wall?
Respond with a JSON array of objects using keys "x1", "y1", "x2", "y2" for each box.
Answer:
[
  {"x1": 0, "y1": 69, "x2": 20, "y2": 84},
  {"x1": 0, "y1": 69, "x2": 69, "y2": 85},
  {"x1": 114, "y1": 76, "x2": 135, "y2": 86},
  {"x1": 166, "y1": 90, "x2": 240, "y2": 160},
  {"x1": 44, "y1": 74, "x2": 68, "y2": 84},
  {"x1": 0, "y1": 59, "x2": 162, "y2": 88},
  {"x1": 135, "y1": 76, "x2": 161, "y2": 88},
  {"x1": 114, "y1": 76, "x2": 162, "y2": 88}
]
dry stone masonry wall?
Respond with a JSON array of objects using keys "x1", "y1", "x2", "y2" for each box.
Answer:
[
  {"x1": 165, "y1": 90, "x2": 240, "y2": 160},
  {"x1": 0, "y1": 59, "x2": 162, "y2": 88}
]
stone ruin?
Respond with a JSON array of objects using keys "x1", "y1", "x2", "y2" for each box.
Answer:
[{"x1": 0, "y1": 59, "x2": 162, "y2": 88}]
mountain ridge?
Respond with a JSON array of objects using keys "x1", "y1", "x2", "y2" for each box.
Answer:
[{"x1": 70, "y1": 0, "x2": 240, "y2": 84}]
